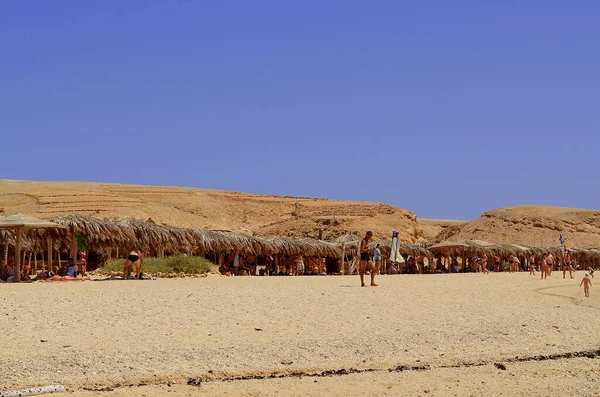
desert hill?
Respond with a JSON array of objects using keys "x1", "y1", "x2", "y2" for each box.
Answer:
[
  {"x1": 435, "y1": 206, "x2": 600, "y2": 248},
  {"x1": 416, "y1": 218, "x2": 468, "y2": 242},
  {"x1": 0, "y1": 180, "x2": 419, "y2": 242}
]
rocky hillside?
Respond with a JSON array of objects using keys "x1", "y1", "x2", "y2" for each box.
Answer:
[
  {"x1": 416, "y1": 218, "x2": 468, "y2": 242},
  {"x1": 0, "y1": 180, "x2": 420, "y2": 242},
  {"x1": 435, "y1": 206, "x2": 600, "y2": 248}
]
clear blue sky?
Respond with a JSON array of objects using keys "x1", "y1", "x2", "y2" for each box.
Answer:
[{"x1": 1, "y1": 1, "x2": 598, "y2": 220}]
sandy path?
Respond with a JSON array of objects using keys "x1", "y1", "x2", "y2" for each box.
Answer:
[{"x1": 1, "y1": 273, "x2": 598, "y2": 395}]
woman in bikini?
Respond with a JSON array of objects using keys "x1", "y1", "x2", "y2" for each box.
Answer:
[
  {"x1": 529, "y1": 255, "x2": 536, "y2": 275},
  {"x1": 123, "y1": 249, "x2": 144, "y2": 280}
]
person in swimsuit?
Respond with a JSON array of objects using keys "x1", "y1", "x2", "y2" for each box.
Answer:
[
  {"x1": 359, "y1": 231, "x2": 377, "y2": 287},
  {"x1": 495, "y1": 255, "x2": 501, "y2": 272},
  {"x1": 586, "y1": 267, "x2": 595, "y2": 279},
  {"x1": 482, "y1": 254, "x2": 489, "y2": 274},
  {"x1": 540, "y1": 253, "x2": 549, "y2": 280},
  {"x1": 416, "y1": 254, "x2": 425, "y2": 275},
  {"x1": 508, "y1": 255, "x2": 519, "y2": 273},
  {"x1": 45, "y1": 260, "x2": 87, "y2": 281},
  {"x1": 79, "y1": 251, "x2": 87, "y2": 277},
  {"x1": 123, "y1": 249, "x2": 144, "y2": 280},
  {"x1": 528, "y1": 255, "x2": 536, "y2": 275},
  {"x1": 546, "y1": 254, "x2": 554, "y2": 276},
  {"x1": 3, "y1": 259, "x2": 16, "y2": 282},
  {"x1": 563, "y1": 250, "x2": 574, "y2": 279},
  {"x1": 293, "y1": 256, "x2": 305, "y2": 276},
  {"x1": 580, "y1": 272, "x2": 592, "y2": 297},
  {"x1": 373, "y1": 244, "x2": 383, "y2": 275}
]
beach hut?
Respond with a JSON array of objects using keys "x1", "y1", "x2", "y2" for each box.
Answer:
[
  {"x1": 0, "y1": 214, "x2": 67, "y2": 281},
  {"x1": 206, "y1": 230, "x2": 275, "y2": 256},
  {"x1": 117, "y1": 218, "x2": 196, "y2": 255}
]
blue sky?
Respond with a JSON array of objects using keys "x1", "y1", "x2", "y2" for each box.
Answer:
[{"x1": 1, "y1": 1, "x2": 598, "y2": 220}]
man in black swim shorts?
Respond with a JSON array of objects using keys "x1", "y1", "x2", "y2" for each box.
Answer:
[{"x1": 359, "y1": 231, "x2": 377, "y2": 287}]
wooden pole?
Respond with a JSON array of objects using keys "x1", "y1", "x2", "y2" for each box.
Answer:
[
  {"x1": 14, "y1": 227, "x2": 21, "y2": 282},
  {"x1": 70, "y1": 227, "x2": 77, "y2": 264},
  {"x1": 341, "y1": 245, "x2": 345, "y2": 275},
  {"x1": 47, "y1": 239, "x2": 53, "y2": 273},
  {"x1": 3, "y1": 241, "x2": 8, "y2": 267}
]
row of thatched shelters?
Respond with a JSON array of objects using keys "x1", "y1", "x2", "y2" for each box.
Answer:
[
  {"x1": 3, "y1": 215, "x2": 600, "y2": 277},
  {"x1": 332, "y1": 233, "x2": 600, "y2": 265},
  {"x1": 0, "y1": 214, "x2": 345, "y2": 260}
]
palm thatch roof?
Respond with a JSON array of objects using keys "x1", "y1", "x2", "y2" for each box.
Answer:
[
  {"x1": 337, "y1": 237, "x2": 433, "y2": 259},
  {"x1": 333, "y1": 233, "x2": 362, "y2": 245},
  {"x1": 116, "y1": 219, "x2": 194, "y2": 253},
  {"x1": 204, "y1": 230, "x2": 275, "y2": 256},
  {"x1": 49, "y1": 214, "x2": 135, "y2": 250},
  {"x1": 369, "y1": 240, "x2": 434, "y2": 259},
  {"x1": 427, "y1": 240, "x2": 566, "y2": 259},
  {"x1": 267, "y1": 237, "x2": 342, "y2": 258}
]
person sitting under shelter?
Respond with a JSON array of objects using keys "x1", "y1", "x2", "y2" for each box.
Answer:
[
  {"x1": 45, "y1": 261, "x2": 83, "y2": 282},
  {"x1": 2, "y1": 259, "x2": 16, "y2": 282}
]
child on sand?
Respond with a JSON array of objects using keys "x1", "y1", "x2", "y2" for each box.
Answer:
[{"x1": 580, "y1": 272, "x2": 592, "y2": 297}]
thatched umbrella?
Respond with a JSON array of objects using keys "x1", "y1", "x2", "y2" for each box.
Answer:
[
  {"x1": 268, "y1": 237, "x2": 342, "y2": 258},
  {"x1": 49, "y1": 214, "x2": 135, "y2": 251},
  {"x1": 331, "y1": 233, "x2": 362, "y2": 274},
  {"x1": 117, "y1": 219, "x2": 194, "y2": 254},
  {"x1": 0, "y1": 214, "x2": 67, "y2": 282},
  {"x1": 333, "y1": 233, "x2": 362, "y2": 245},
  {"x1": 428, "y1": 240, "x2": 496, "y2": 255},
  {"x1": 205, "y1": 230, "x2": 275, "y2": 256},
  {"x1": 368, "y1": 240, "x2": 434, "y2": 259}
]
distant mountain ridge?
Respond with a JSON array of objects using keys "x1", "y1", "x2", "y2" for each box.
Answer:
[
  {"x1": 433, "y1": 206, "x2": 600, "y2": 248},
  {"x1": 1, "y1": 180, "x2": 598, "y2": 248}
]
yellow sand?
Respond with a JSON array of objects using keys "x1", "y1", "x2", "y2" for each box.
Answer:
[{"x1": 1, "y1": 273, "x2": 599, "y2": 396}]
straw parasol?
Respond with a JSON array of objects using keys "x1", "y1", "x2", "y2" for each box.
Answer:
[
  {"x1": 205, "y1": 230, "x2": 275, "y2": 256},
  {"x1": 49, "y1": 214, "x2": 135, "y2": 251},
  {"x1": 116, "y1": 219, "x2": 195, "y2": 253},
  {"x1": 0, "y1": 214, "x2": 67, "y2": 282},
  {"x1": 268, "y1": 237, "x2": 342, "y2": 258},
  {"x1": 368, "y1": 240, "x2": 434, "y2": 259}
]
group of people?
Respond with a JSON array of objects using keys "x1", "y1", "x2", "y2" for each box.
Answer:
[
  {"x1": 357, "y1": 231, "x2": 595, "y2": 297},
  {"x1": 220, "y1": 252, "x2": 275, "y2": 276}
]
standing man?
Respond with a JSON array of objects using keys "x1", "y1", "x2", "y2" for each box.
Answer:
[
  {"x1": 359, "y1": 231, "x2": 378, "y2": 287},
  {"x1": 563, "y1": 250, "x2": 574, "y2": 279}
]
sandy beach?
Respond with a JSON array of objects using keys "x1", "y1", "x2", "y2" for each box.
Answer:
[{"x1": 1, "y1": 273, "x2": 599, "y2": 396}]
